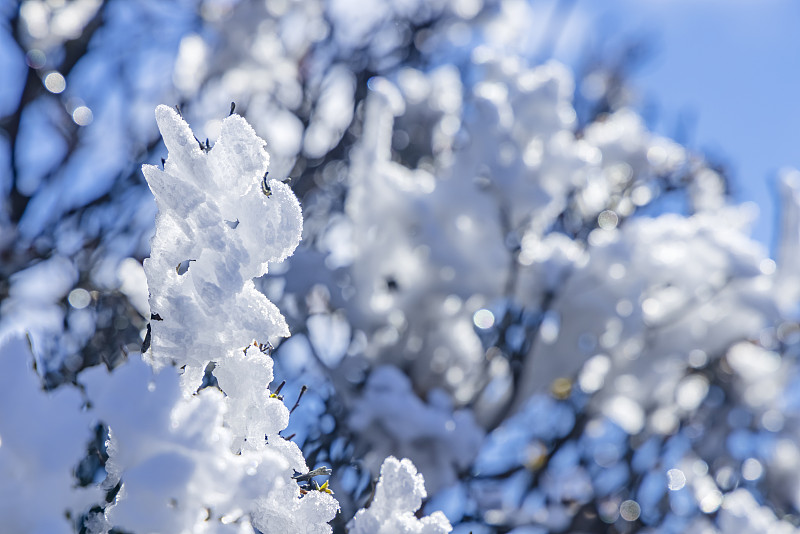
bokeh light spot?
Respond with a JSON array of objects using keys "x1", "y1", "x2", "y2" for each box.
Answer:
[
  {"x1": 760, "y1": 258, "x2": 776, "y2": 275},
  {"x1": 631, "y1": 185, "x2": 653, "y2": 206},
  {"x1": 609, "y1": 262, "x2": 626, "y2": 279},
  {"x1": 598, "y1": 210, "x2": 619, "y2": 230},
  {"x1": 44, "y1": 71, "x2": 66, "y2": 93},
  {"x1": 667, "y1": 469, "x2": 686, "y2": 491},
  {"x1": 742, "y1": 458, "x2": 763, "y2": 481},
  {"x1": 72, "y1": 106, "x2": 93, "y2": 126},
  {"x1": 616, "y1": 299, "x2": 633, "y2": 317},
  {"x1": 473, "y1": 308, "x2": 495, "y2": 329},
  {"x1": 68, "y1": 288, "x2": 91, "y2": 309},
  {"x1": 619, "y1": 500, "x2": 641, "y2": 521},
  {"x1": 688, "y1": 349, "x2": 708, "y2": 368},
  {"x1": 599, "y1": 500, "x2": 620, "y2": 523},
  {"x1": 26, "y1": 49, "x2": 46, "y2": 69},
  {"x1": 699, "y1": 490, "x2": 723, "y2": 513},
  {"x1": 761, "y1": 410, "x2": 784, "y2": 432},
  {"x1": 578, "y1": 354, "x2": 610, "y2": 394}
]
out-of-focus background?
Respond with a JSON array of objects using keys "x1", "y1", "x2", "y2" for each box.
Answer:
[
  {"x1": 4, "y1": 0, "x2": 800, "y2": 532},
  {"x1": 3, "y1": 0, "x2": 798, "y2": 246}
]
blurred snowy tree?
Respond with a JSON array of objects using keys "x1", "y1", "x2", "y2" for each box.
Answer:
[{"x1": 2, "y1": 0, "x2": 800, "y2": 533}]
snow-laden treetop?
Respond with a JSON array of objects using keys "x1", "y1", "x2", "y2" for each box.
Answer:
[{"x1": 142, "y1": 104, "x2": 301, "y2": 390}]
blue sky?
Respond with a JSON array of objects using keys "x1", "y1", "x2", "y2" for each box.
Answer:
[{"x1": 549, "y1": 0, "x2": 800, "y2": 251}]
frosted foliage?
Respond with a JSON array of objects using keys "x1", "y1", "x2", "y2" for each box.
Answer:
[
  {"x1": 142, "y1": 105, "x2": 302, "y2": 387},
  {"x1": 349, "y1": 457, "x2": 452, "y2": 534},
  {"x1": 517, "y1": 208, "x2": 777, "y2": 405},
  {"x1": 340, "y1": 61, "x2": 695, "y2": 328},
  {"x1": 215, "y1": 345, "x2": 292, "y2": 452},
  {"x1": 81, "y1": 356, "x2": 338, "y2": 534},
  {"x1": 341, "y1": 59, "x2": 696, "y2": 335},
  {"x1": 335, "y1": 59, "x2": 705, "y2": 425},
  {"x1": 0, "y1": 334, "x2": 101, "y2": 533},
  {"x1": 102, "y1": 106, "x2": 339, "y2": 533}
]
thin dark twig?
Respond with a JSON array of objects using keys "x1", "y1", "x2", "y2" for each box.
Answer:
[{"x1": 290, "y1": 385, "x2": 308, "y2": 414}]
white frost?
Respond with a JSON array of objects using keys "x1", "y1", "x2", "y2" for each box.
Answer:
[
  {"x1": 83, "y1": 106, "x2": 338, "y2": 532},
  {"x1": 142, "y1": 104, "x2": 302, "y2": 388},
  {"x1": 349, "y1": 456, "x2": 452, "y2": 534}
]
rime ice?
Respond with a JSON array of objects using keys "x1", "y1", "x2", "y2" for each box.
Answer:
[
  {"x1": 112, "y1": 106, "x2": 343, "y2": 532},
  {"x1": 80, "y1": 356, "x2": 339, "y2": 534},
  {"x1": 141, "y1": 105, "x2": 302, "y2": 389}
]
